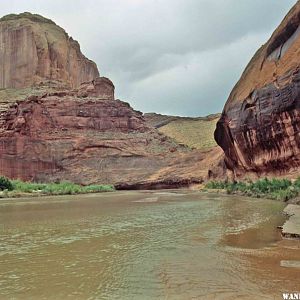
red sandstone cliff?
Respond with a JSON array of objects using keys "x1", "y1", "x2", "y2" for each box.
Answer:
[
  {"x1": 215, "y1": 1, "x2": 300, "y2": 178},
  {"x1": 0, "y1": 12, "x2": 99, "y2": 89},
  {"x1": 0, "y1": 12, "x2": 223, "y2": 187}
]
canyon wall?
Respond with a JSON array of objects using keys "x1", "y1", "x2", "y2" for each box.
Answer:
[
  {"x1": 0, "y1": 12, "x2": 223, "y2": 187},
  {"x1": 215, "y1": 1, "x2": 300, "y2": 177}
]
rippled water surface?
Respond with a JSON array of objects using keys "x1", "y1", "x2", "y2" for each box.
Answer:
[{"x1": 0, "y1": 190, "x2": 300, "y2": 299}]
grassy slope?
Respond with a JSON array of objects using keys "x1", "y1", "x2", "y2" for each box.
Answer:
[
  {"x1": 205, "y1": 178, "x2": 300, "y2": 202},
  {"x1": 158, "y1": 118, "x2": 218, "y2": 150}
]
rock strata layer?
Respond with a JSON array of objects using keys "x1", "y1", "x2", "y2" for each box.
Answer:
[
  {"x1": 215, "y1": 2, "x2": 300, "y2": 176},
  {"x1": 0, "y1": 79, "x2": 144, "y2": 182},
  {"x1": 0, "y1": 77, "x2": 224, "y2": 186}
]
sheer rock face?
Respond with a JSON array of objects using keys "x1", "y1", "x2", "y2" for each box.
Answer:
[
  {"x1": 215, "y1": 1, "x2": 300, "y2": 176},
  {"x1": 0, "y1": 12, "x2": 99, "y2": 89}
]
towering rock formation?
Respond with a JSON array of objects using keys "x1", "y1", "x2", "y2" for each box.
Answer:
[
  {"x1": 0, "y1": 12, "x2": 222, "y2": 187},
  {"x1": 215, "y1": 1, "x2": 300, "y2": 177},
  {"x1": 0, "y1": 12, "x2": 99, "y2": 89}
]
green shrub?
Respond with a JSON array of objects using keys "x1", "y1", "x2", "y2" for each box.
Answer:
[
  {"x1": 82, "y1": 185, "x2": 115, "y2": 193},
  {"x1": 42, "y1": 182, "x2": 83, "y2": 195},
  {"x1": 0, "y1": 176, "x2": 13, "y2": 191},
  {"x1": 270, "y1": 186, "x2": 299, "y2": 201},
  {"x1": 205, "y1": 181, "x2": 227, "y2": 189},
  {"x1": 12, "y1": 180, "x2": 46, "y2": 193},
  {"x1": 205, "y1": 178, "x2": 299, "y2": 201},
  {"x1": 10, "y1": 180, "x2": 115, "y2": 196},
  {"x1": 293, "y1": 177, "x2": 300, "y2": 189}
]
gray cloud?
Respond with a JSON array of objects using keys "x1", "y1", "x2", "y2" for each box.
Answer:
[{"x1": 0, "y1": 0, "x2": 297, "y2": 116}]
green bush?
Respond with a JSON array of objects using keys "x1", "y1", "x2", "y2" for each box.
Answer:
[
  {"x1": 82, "y1": 185, "x2": 115, "y2": 193},
  {"x1": 293, "y1": 177, "x2": 300, "y2": 189},
  {"x1": 205, "y1": 181, "x2": 227, "y2": 189},
  {"x1": 42, "y1": 182, "x2": 82, "y2": 195},
  {"x1": 10, "y1": 180, "x2": 115, "y2": 195},
  {"x1": 12, "y1": 180, "x2": 46, "y2": 193},
  {"x1": 205, "y1": 177, "x2": 300, "y2": 201},
  {"x1": 0, "y1": 176, "x2": 13, "y2": 191}
]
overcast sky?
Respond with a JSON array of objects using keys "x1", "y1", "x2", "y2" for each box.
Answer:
[{"x1": 0, "y1": 0, "x2": 297, "y2": 116}]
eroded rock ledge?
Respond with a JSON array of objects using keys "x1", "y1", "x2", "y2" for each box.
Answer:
[{"x1": 115, "y1": 178, "x2": 202, "y2": 190}]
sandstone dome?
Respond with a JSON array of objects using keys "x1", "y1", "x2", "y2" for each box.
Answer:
[{"x1": 0, "y1": 12, "x2": 99, "y2": 89}]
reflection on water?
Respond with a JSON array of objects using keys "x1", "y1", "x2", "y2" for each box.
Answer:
[{"x1": 0, "y1": 191, "x2": 299, "y2": 299}]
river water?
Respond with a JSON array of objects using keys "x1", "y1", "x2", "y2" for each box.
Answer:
[{"x1": 0, "y1": 190, "x2": 299, "y2": 300}]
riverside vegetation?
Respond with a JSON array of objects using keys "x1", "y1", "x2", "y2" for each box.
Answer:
[
  {"x1": 0, "y1": 176, "x2": 114, "y2": 198},
  {"x1": 1, "y1": 175, "x2": 299, "y2": 202},
  {"x1": 205, "y1": 178, "x2": 300, "y2": 201}
]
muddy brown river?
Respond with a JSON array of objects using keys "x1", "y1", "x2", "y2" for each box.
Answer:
[{"x1": 0, "y1": 190, "x2": 299, "y2": 299}]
